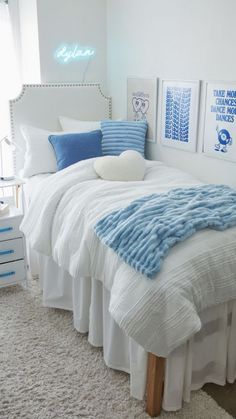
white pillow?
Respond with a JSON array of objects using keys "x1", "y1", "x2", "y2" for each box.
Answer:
[
  {"x1": 94, "y1": 150, "x2": 146, "y2": 181},
  {"x1": 21, "y1": 125, "x2": 61, "y2": 178},
  {"x1": 59, "y1": 116, "x2": 101, "y2": 132}
]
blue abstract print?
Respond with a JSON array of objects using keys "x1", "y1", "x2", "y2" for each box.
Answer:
[{"x1": 165, "y1": 87, "x2": 191, "y2": 143}]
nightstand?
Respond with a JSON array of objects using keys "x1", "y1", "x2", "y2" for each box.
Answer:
[
  {"x1": 0, "y1": 177, "x2": 25, "y2": 208},
  {"x1": 0, "y1": 206, "x2": 27, "y2": 289}
]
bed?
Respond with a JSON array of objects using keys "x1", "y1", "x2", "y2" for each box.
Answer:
[{"x1": 10, "y1": 84, "x2": 236, "y2": 417}]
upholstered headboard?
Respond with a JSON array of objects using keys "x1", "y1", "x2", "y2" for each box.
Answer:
[{"x1": 9, "y1": 83, "x2": 112, "y2": 175}]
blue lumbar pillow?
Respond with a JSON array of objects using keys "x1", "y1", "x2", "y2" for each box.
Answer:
[
  {"x1": 101, "y1": 120, "x2": 147, "y2": 157},
  {"x1": 49, "y1": 130, "x2": 102, "y2": 170}
]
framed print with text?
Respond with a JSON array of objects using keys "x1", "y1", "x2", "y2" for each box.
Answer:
[{"x1": 203, "y1": 81, "x2": 236, "y2": 162}]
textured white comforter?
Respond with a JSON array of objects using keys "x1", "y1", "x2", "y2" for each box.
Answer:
[{"x1": 21, "y1": 159, "x2": 236, "y2": 356}]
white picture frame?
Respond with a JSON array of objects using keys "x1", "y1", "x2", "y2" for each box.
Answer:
[
  {"x1": 127, "y1": 77, "x2": 158, "y2": 143},
  {"x1": 203, "y1": 81, "x2": 236, "y2": 162},
  {"x1": 160, "y1": 79, "x2": 200, "y2": 152}
]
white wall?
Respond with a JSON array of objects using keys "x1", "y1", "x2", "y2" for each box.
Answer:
[
  {"x1": 37, "y1": 0, "x2": 107, "y2": 90},
  {"x1": 107, "y1": 0, "x2": 236, "y2": 187},
  {"x1": 18, "y1": 0, "x2": 41, "y2": 83}
]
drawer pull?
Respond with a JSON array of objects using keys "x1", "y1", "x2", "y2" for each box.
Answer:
[
  {"x1": 0, "y1": 227, "x2": 13, "y2": 233},
  {"x1": 0, "y1": 249, "x2": 14, "y2": 256},
  {"x1": 0, "y1": 271, "x2": 16, "y2": 278}
]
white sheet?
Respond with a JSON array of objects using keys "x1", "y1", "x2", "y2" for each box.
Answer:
[
  {"x1": 38, "y1": 254, "x2": 236, "y2": 411},
  {"x1": 21, "y1": 159, "x2": 236, "y2": 356},
  {"x1": 23, "y1": 174, "x2": 51, "y2": 275},
  {"x1": 23, "y1": 174, "x2": 51, "y2": 208}
]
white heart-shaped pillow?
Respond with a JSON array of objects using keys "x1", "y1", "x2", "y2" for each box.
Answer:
[{"x1": 94, "y1": 150, "x2": 146, "y2": 181}]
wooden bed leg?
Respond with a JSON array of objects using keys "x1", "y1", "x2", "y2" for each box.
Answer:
[{"x1": 146, "y1": 353, "x2": 165, "y2": 417}]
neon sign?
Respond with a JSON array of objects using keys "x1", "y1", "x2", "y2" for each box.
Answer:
[{"x1": 54, "y1": 43, "x2": 95, "y2": 64}]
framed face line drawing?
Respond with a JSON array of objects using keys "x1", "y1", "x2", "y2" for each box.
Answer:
[{"x1": 127, "y1": 77, "x2": 158, "y2": 143}]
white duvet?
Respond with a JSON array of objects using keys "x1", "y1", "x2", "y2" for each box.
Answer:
[{"x1": 21, "y1": 159, "x2": 236, "y2": 356}]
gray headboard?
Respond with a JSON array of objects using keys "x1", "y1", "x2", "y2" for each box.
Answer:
[{"x1": 9, "y1": 83, "x2": 112, "y2": 175}]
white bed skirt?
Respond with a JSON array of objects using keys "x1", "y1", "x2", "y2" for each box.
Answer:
[{"x1": 35, "y1": 253, "x2": 236, "y2": 411}]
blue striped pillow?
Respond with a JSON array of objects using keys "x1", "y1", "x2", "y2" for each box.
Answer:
[{"x1": 101, "y1": 120, "x2": 147, "y2": 157}]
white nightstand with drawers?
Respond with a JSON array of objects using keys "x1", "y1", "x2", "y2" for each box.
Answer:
[{"x1": 0, "y1": 206, "x2": 27, "y2": 288}]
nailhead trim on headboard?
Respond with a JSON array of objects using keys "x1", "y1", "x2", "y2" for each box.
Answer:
[{"x1": 9, "y1": 83, "x2": 112, "y2": 175}]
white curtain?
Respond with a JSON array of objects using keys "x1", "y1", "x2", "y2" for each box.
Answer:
[{"x1": 0, "y1": 0, "x2": 21, "y2": 176}]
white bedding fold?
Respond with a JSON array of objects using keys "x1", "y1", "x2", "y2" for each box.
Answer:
[
  {"x1": 21, "y1": 158, "x2": 98, "y2": 255},
  {"x1": 21, "y1": 159, "x2": 236, "y2": 356}
]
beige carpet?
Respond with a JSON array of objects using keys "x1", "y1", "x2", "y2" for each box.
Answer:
[{"x1": 0, "y1": 281, "x2": 233, "y2": 419}]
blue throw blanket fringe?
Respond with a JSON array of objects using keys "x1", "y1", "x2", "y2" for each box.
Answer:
[{"x1": 95, "y1": 185, "x2": 236, "y2": 279}]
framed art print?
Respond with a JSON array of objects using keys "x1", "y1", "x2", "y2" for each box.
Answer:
[
  {"x1": 203, "y1": 81, "x2": 236, "y2": 162},
  {"x1": 127, "y1": 77, "x2": 158, "y2": 142},
  {"x1": 160, "y1": 79, "x2": 200, "y2": 152}
]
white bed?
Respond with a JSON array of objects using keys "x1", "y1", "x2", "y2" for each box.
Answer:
[
  {"x1": 11, "y1": 84, "x2": 236, "y2": 416},
  {"x1": 23, "y1": 164, "x2": 236, "y2": 412}
]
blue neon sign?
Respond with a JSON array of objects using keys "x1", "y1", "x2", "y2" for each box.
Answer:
[{"x1": 54, "y1": 43, "x2": 95, "y2": 64}]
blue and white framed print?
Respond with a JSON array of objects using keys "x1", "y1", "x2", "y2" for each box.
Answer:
[
  {"x1": 127, "y1": 77, "x2": 158, "y2": 143},
  {"x1": 160, "y1": 80, "x2": 200, "y2": 152},
  {"x1": 203, "y1": 82, "x2": 236, "y2": 162}
]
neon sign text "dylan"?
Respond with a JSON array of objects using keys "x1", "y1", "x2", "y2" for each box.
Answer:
[{"x1": 55, "y1": 44, "x2": 95, "y2": 64}]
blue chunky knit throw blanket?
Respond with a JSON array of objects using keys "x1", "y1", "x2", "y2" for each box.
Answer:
[{"x1": 95, "y1": 185, "x2": 236, "y2": 279}]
